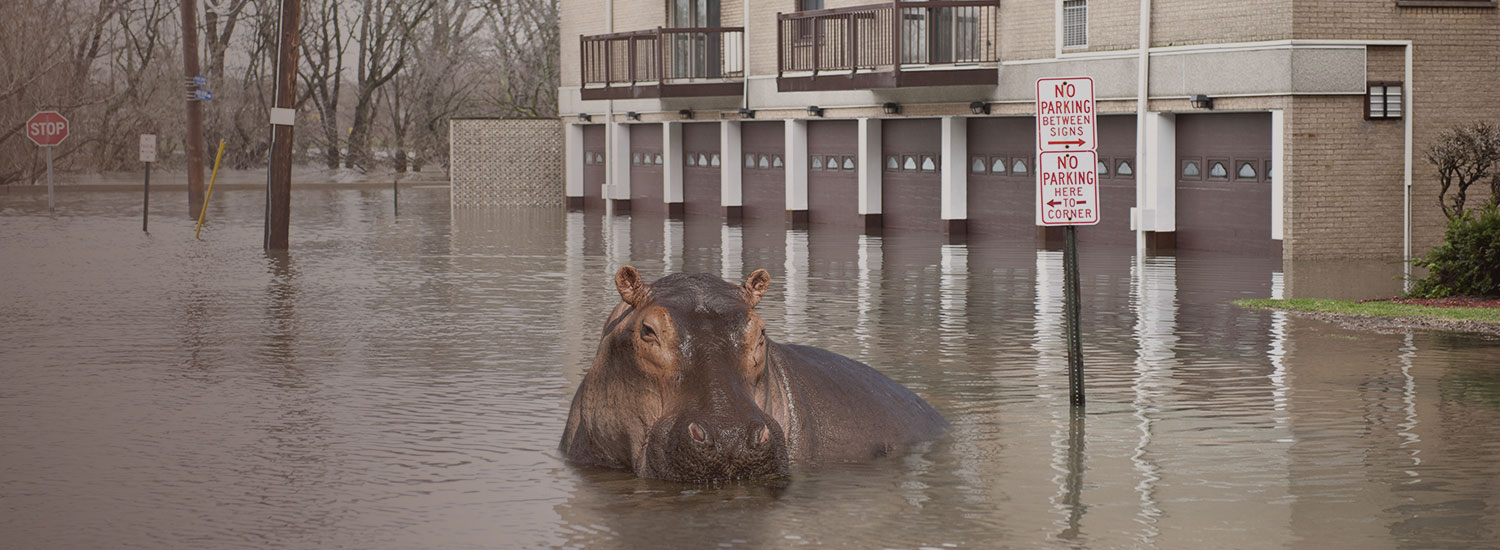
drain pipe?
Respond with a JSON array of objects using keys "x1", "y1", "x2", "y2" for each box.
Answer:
[
  {"x1": 742, "y1": 1, "x2": 750, "y2": 109},
  {"x1": 604, "y1": 0, "x2": 616, "y2": 204},
  {"x1": 1134, "y1": 0, "x2": 1151, "y2": 252},
  {"x1": 1403, "y1": 43, "x2": 1413, "y2": 291}
]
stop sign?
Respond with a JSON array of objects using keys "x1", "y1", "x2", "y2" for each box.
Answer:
[{"x1": 27, "y1": 111, "x2": 69, "y2": 147}]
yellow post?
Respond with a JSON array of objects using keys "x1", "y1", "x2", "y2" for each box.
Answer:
[{"x1": 195, "y1": 140, "x2": 227, "y2": 240}]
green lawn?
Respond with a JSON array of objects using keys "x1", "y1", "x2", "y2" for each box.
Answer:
[{"x1": 1234, "y1": 298, "x2": 1500, "y2": 324}]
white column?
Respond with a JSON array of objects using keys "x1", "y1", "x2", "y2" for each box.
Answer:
[
  {"x1": 663, "y1": 121, "x2": 683, "y2": 206},
  {"x1": 785, "y1": 119, "x2": 809, "y2": 212},
  {"x1": 720, "y1": 223, "x2": 744, "y2": 280},
  {"x1": 783, "y1": 229, "x2": 810, "y2": 335},
  {"x1": 1132, "y1": 112, "x2": 1176, "y2": 232},
  {"x1": 941, "y1": 116, "x2": 968, "y2": 221},
  {"x1": 858, "y1": 118, "x2": 883, "y2": 216},
  {"x1": 721, "y1": 120, "x2": 743, "y2": 208},
  {"x1": 565, "y1": 123, "x2": 584, "y2": 199},
  {"x1": 1271, "y1": 109, "x2": 1285, "y2": 240},
  {"x1": 609, "y1": 121, "x2": 632, "y2": 200}
]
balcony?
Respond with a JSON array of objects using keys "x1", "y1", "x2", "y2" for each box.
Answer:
[
  {"x1": 580, "y1": 27, "x2": 745, "y2": 100},
  {"x1": 777, "y1": 1, "x2": 998, "y2": 92}
]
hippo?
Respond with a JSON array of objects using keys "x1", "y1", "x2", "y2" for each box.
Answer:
[{"x1": 560, "y1": 266, "x2": 948, "y2": 483}]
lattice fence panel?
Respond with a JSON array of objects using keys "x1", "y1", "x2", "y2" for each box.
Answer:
[{"x1": 450, "y1": 118, "x2": 564, "y2": 207}]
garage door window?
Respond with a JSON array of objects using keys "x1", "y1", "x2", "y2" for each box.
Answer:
[
  {"x1": 1096, "y1": 160, "x2": 1109, "y2": 177},
  {"x1": 1115, "y1": 159, "x2": 1133, "y2": 178},
  {"x1": 1235, "y1": 160, "x2": 1258, "y2": 181},
  {"x1": 842, "y1": 156, "x2": 856, "y2": 170},
  {"x1": 971, "y1": 156, "x2": 987, "y2": 174},
  {"x1": 1012, "y1": 158, "x2": 1029, "y2": 175},
  {"x1": 1181, "y1": 159, "x2": 1200, "y2": 180},
  {"x1": 887, "y1": 155, "x2": 900, "y2": 171},
  {"x1": 1207, "y1": 160, "x2": 1228, "y2": 180},
  {"x1": 711, "y1": 154, "x2": 721, "y2": 167},
  {"x1": 1264, "y1": 160, "x2": 1273, "y2": 183},
  {"x1": 921, "y1": 155, "x2": 937, "y2": 171},
  {"x1": 992, "y1": 157, "x2": 1007, "y2": 174},
  {"x1": 811, "y1": 156, "x2": 824, "y2": 170}
]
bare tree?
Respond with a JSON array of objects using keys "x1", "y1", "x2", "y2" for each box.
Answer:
[
  {"x1": 344, "y1": 0, "x2": 434, "y2": 171},
  {"x1": 383, "y1": 0, "x2": 486, "y2": 172},
  {"x1": 1428, "y1": 122, "x2": 1500, "y2": 220},
  {"x1": 299, "y1": 0, "x2": 355, "y2": 168},
  {"x1": 484, "y1": 0, "x2": 558, "y2": 118}
]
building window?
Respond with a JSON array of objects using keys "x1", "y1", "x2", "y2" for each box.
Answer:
[
  {"x1": 632, "y1": 153, "x2": 642, "y2": 166},
  {"x1": 904, "y1": 155, "x2": 918, "y2": 171},
  {"x1": 992, "y1": 157, "x2": 1007, "y2": 174},
  {"x1": 1062, "y1": 0, "x2": 1087, "y2": 48},
  {"x1": 811, "y1": 155, "x2": 824, "y2": 170},
  {"x1": 687, "y1": 153, "x2": 697, "y2": 167},
  {"x1": 1181, "y1": 159, "x2": 1200, "y2": 180},
  {"x1": 921, "y1": 155, "x2": 937, "y2": 172},
  {"x1": 697, "y1": 153, "x2": 708, "y2": 166},
  {"x1": 971, "y1": 156, "x2": 987, "y2": 174},
  {"x1": 1012, "y1": 158, "x2": 1029, "y2": 175},
  {"x1": 1367, "y1": 82, "x2": 1403, "y2": 119},
  {"x1": 759, "y1": 155, "x2": 770, "y2": 169},
  {"x1": 842, "y1": 156, "x2": 855, "y2": 170},
  {"x1": 826, "y1": 155, "x2": 839, "y2": 170},
  {"x1": 710, "y1": 154, "x2": 721, "y2": 167},
  {"x1": 887, "y1": 155, "x2": 900, "y2": 171},
  {"x1": 1207, "y1": 159, "x2": 1228, "y2": 180},
  {"x1": 746, "y1": 154, "x2": 757, "y2": 168},
  {"x1": 1096, "y1": 160, "x2": 1109, "y2": 177},
  {"x1": 1116, "y1": 159, "x2": 1133, "y2": 178},
  {"x1": 772, "y1": 155, "x2": 784, "y2": 168},
  {"x1": 654, "y1": 154, "x2": 663, "y2": 165}
]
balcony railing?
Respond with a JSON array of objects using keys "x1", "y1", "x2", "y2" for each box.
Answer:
[
  {"x1": 580, "y1": 27, "x2": 745, "y2": 100},
  {"x1": 777, "y1": 1, "x2": 998, "y2": 91}
]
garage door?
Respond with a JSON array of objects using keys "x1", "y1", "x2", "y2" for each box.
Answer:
[
  {"x1": 741, "y1": 121, "x2": 786, "y2": 222},
  {"x1": 882, "y1": 119, "x2": 942, "y2": 231},
  {"x1": 808, "y1": 120, "x2": 860, "y2": 228},
  {"x1": 967, "y1": 117, "x2": 1034, "y2": 237},
  {"x1": 583, "y1": 125, "x2": 606, "y2": 212},
  {"x1": 1175, "y1": 113, "x2": 1277, "y2": 255},
  {"x1": 630, "y1": 123, "x2": 664, "y2": 215},
  {"x1": 1075, "y1": 115, "x2": 1136, "y2": 245},
  {"x1": 682, "y1": 122, "x2": 722, "y2": 217}
]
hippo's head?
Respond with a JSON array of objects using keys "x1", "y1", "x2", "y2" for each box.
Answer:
[{"x1": 561, "y1": 266, "x2": 790, "y2": 483}]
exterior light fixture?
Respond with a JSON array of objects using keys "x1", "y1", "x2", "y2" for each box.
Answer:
[
  {"x1": 577, "y1": 113, "x2": 592, "y2": 122},
  {"x1": 626, "y1": 111, "x2": 641, "y2": 121},
  {"x1": 969, "y1": 101, "x2": 990, "y2": 115},
  {"x1": 882, "y1": 102, "x2": 901, "y2": 115},
  {"x1": 679, "y1": 109, "x2": 693, "y2": 119},
  {"x1": 738, "y1": 108, "x2": 756, "y2": 119},
  {"x1": 807, "y1": 106, "x2": 824, "y2": 117},
  {"x1": 1189, "y1": 94, "x2": 1214, "y2": 110}
]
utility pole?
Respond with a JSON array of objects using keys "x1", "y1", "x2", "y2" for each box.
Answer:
[
  {"x1": 264, "y1": 0, "x2": 302, "y2": 250},
  {"x1": 180, "y1": 0, "x2": 206, "y2": 218}
]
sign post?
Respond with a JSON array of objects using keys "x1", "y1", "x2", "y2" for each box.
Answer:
[
  {"x1": 140, "y1": 134, "x2": 157, "y2": 232},
  {"x1": 27, "y1": 111, "x2": 70, "y2": 212},
  {"x1": 1035, "y1": 77, "x2": 1097, "y2": 408}
]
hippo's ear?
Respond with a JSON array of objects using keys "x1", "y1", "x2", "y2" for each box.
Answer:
[
  {"x1": 615, "y1": 265, "x2": 648, "y2": 307},
  {"x1": 742, "y1": 269, "x2": 772, "y2": 308}
]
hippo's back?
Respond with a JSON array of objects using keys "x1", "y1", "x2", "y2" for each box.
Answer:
[{"x1": 775, "y1": 343, "x2": 948, "y2": 462}]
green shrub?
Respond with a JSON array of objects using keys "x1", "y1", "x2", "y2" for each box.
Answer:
[{"x1": 1409, "y1": 205, "x2": 1500, "y2": 298}]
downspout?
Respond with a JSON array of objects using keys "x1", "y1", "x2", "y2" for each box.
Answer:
[
  {"x1": 1135, "y1": 0, "x2": 1151, "y2": 252},
  {"x1": 742, "y1": 0, "x2": 750, "y2": 109},
  {"x1": 1403, "y1": 43, "x2": 1413, "y2": 291},
  {"x1": 605, "y1": 0, "x2": 616, "y2": 202}
]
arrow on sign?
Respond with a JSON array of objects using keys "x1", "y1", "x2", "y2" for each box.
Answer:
[
  {"x1": 1047, "y1": 139, "x2": 1087, "y2": 147},
  {"x1": 1047, "y1": 199, "x2": 1062, "y2": 207}
]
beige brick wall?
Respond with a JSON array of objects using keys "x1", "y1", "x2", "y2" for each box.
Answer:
[
  {"x1": 1000, "y1": 1, "x2": 1054, "y2": 60},
  {"x1": 1287, "y1": 0, "x2": 1500, "y2": 258},
  {"x1": 1082, "y1": 0, "x2": 1141, "y2": 53},
  {"x1": 1283, "y1": 95, "x2": 1406, "y2": 259},
  {"x1": 1149, "y1": 0, "x2": 1292, "y2": 47}
]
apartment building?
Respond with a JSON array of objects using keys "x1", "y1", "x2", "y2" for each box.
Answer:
[{"x1": 557, "y1": 0, "x2": 1499, "y2": 259}]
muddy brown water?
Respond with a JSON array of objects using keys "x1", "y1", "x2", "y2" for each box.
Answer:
[{"x1": 3, "y1": 189, "x2": 1498, "y2": 549}]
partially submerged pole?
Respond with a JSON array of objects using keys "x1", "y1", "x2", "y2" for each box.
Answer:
[
  {"x1": 264, "y1": 0, "x2": 302, "y2": 250},
  {"x1": 196, "y1": 140, "x2": 227, "y2": 239},
  {"x1": 179, "y1": 0, "x2": 205, "y2": 218}
]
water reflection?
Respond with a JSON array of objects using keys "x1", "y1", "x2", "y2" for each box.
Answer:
[{"x1": 2, "y1": 195, "x2": 1500, "y2": 549}]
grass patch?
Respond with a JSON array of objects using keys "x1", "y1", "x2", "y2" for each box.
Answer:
[{"x1": 1234, "y1": 298, "x2": 1500, "y2": 324}]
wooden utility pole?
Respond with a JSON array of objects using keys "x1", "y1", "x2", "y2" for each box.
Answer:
[
  {"x1": 264, "y1": 0, "x2": 302, "y2": 251},
  {"x1": 180, "y1": 0, "x2": 206, "y2": 218}
]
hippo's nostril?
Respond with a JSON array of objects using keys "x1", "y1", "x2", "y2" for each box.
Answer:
[{"x1": 688, "y1": 422, "x2": 708, "y2": 444}]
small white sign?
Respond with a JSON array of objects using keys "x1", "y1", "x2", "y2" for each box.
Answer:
[
  {"x1": 139, "y1": 134, "x2": 157, "y2": 163},
  {"x1": 269, "y1": 108, "x2": 296, "y2": 126},
  {"x1": 1035, "y1": 77, "x2": 1096, "y2": 153},
  {"x1": 1036, "y1": 150, "x2": 1100, "y2": 226}
]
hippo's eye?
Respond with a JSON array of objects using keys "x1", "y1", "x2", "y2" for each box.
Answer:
[{"x1": 639, "y1": 323, "x2": 658, "y2": 344}]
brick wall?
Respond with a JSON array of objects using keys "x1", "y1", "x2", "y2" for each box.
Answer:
[
  {"x1": 1284, "y1": 95, "x2": 1406, "y2": 258},
  {"x1": 1290, "y1": 0, "x2": 1500, "y2": 257},
  {"x1": 1149, "y1": 0, "x2": 1292, "y2": 47},
  {"x1": 1000, "y1": 0, "x2": 1054, "y2": 60},
  {"x1": 1084, "y1": 0, "x2": 1142, "y2": 52}
]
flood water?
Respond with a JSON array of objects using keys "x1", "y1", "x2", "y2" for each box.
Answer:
[{"x1": 3, "y1": 189, "x2": 1498, "y2": 549}]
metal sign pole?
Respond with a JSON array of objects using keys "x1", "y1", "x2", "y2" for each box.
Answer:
[
  {"x1": 1064, "y1": 225, "x2": 1084, "y2": 406},
  {"x1": 143, "y1": 162, "x2": 151, "y2": 232},
  {"x1": 46, "y1": 146, "x2": 55, "y2": 212}
]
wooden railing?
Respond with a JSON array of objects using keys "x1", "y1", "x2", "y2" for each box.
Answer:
[
  {"x1": 778, "y1": 1, "x2": 998, "y2": 78},
  {"x1": 581, "y1": 27, "x2": 745, "y2": 89}
]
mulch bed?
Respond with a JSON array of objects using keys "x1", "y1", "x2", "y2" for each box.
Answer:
[{"x1": 1361, "y1": 296, "x2": 1500, "y2": 309}]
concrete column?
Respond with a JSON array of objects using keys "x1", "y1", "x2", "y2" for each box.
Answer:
[
  {"x1": 940, "y1": 116, "x2": 968, "y2": 235},
  {"x1": 721, "y1": 120, "x2": 744, "y2": 219},
  {"x1": 1271, "y1": 109, "x2": 1284, "y2": 241},
  {"x1": 1131, "y1": 112, "x2": 1175, "y2": 247},
  {"x1": 663, "y1": 121, "x2": 684, "y2": 218},
  {"x1": 785, "y1": 119, "x2": 809, "y2": 226},
  {"x1": 565, "y1": 123, "x2": 584, "y2": 210},
  {"x1": 857, "y1": 118, "x2": 883, "y2": 233},
  {"x1": 609, "y1": 121, "x2": 632, "y2": 211}
]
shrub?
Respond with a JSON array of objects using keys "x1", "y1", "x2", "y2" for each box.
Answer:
[{"x1": 1409, "y1": 204, "x2": 1500, "y2": 298}]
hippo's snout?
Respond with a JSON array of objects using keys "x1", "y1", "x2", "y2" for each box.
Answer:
[{"x1": 644, "y1": 411, "x2": 789, "y2": 483}]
